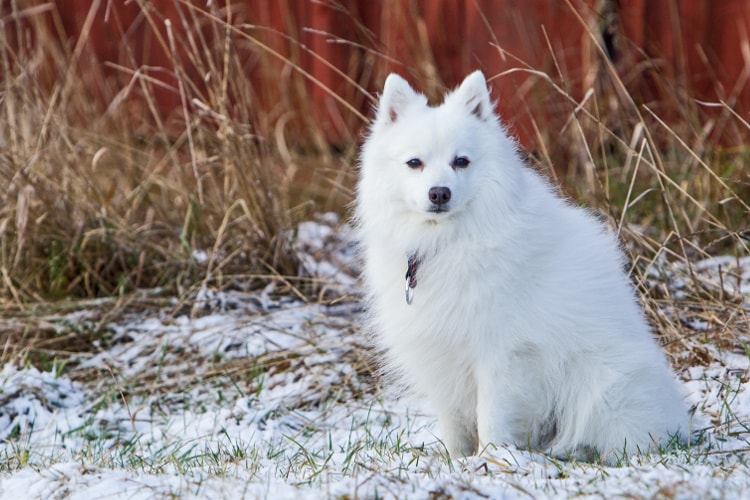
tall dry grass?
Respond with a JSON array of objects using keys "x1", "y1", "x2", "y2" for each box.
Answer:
[
  {"x1": 0, "y1": 1, "x2": 748, "y2": 368},
  {"x1": 0, "y1": 1, "x2": 358, "y2": 306}
]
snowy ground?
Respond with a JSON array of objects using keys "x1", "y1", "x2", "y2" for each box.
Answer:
[{"x1": 1, "y1": 215, "x2": 749, "y2": 499}]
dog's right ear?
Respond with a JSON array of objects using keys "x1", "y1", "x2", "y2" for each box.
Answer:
[{"x1": 376, "y1": 74, "x2": 423, "y2": 125}]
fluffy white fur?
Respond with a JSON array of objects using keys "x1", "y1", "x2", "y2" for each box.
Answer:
[{"x1": 354, "y1": 71, "x2": 690, "y2": 463}]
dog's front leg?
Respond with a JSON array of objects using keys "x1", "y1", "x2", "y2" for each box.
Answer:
[
  {"x1": 437, "y1": 409, "x2": 478, "y2": 457},
  {"x1": 475, "y1": 366, "x2": 514, "y2": 453}
]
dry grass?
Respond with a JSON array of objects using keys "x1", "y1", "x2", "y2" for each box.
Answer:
[
  {"x1": 0, "y1": 1, "x2": 355, "y2": 307},
  {"x1": 0, "y1": 1, "x2": 748, "y2": 371}
]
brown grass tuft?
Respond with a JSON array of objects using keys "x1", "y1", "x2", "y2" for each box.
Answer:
[{"x1": 0, "y1": 1, "x2": 359, "y2": 306}]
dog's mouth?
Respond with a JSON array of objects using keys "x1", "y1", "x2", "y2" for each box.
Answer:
[
  {"x1": 428, "y1": 206, "x2": 450, "y2": 214},
  {"x1": 424, "y1": 206, "x2": 451, "y2": 224}
]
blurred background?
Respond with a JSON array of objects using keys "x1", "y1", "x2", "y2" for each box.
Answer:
[{"x1": 2, "y1": 0, "x2": 749, "y2": 300}]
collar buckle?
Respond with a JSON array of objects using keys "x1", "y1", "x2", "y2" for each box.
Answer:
[{"x1": 405, "y1": 253, "x2": 421, "y2": 305}]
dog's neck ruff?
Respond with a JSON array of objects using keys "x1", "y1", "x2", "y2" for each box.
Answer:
[{"x1": 405, "y1": 252, "x2": 421, "y2": 305}]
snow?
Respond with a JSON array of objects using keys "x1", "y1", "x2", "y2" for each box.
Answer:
[{"x1": 1, "y1": 216, "x2": 749, "y2": 498}]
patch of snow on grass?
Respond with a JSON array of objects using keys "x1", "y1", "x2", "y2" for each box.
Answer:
[{"x1": 1, "y1": 217, "x2": 749, "y2": 498}]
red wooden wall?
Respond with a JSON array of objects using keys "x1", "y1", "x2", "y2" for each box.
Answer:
[{"x1": 4, "y1": 0, "x2": 749, "y2": 147}]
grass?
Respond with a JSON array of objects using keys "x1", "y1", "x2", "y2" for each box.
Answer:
[
  {"x1": 1, "y1": 1, "x2": 349, "y2": 305},
  {"x1": 0, "y1": 0, "x2": 749, "y2": 496},
  {"x1": 4, "y1": 284, "x2": 744, "y2": 489}
]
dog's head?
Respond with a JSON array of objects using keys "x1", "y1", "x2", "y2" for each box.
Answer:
[{"x1": 360, "y1": 71, "x2": 512, "y2": 225}]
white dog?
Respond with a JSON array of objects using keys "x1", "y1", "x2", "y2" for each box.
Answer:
[{"x1": 354, "y1": 71, "x2": 690, "y2": 463}]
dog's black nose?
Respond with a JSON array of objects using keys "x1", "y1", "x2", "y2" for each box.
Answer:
[{"x1": 428, "y1": 186, "x2": 451, "y2": 205}]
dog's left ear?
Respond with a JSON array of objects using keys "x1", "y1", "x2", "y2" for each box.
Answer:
[{"x1": 454, "y1": 71, "x2": 494, "y2": 121}]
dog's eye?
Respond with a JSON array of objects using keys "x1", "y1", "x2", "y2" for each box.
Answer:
[
  {"x1": 406, "y1": 158, "x2": 423, "y2": 169},
  {"x1": 452, "y1": 156, "x2": 470, "y2": 168}
]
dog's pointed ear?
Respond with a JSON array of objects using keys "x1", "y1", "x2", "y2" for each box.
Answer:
[
  {"x1": 454, "y1": 71, "x2": 494, "y2": 121},
  {"x1": 376, "y1": 74, "x2": 421, "y2": 124}
]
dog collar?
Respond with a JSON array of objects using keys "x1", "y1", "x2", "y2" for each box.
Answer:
[{"x1": 405, "y1": 253, "x2": 421, "y2": 305}]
